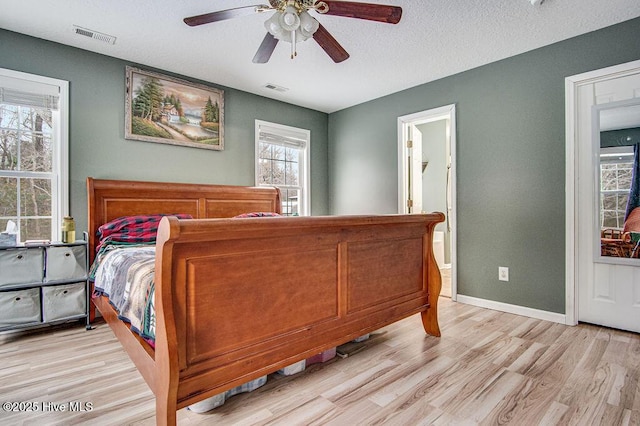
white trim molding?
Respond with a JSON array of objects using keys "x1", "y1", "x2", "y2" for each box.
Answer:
[
  {"x1": 254, "y1": 119, "x2": 311, "y2": 216},
  {"x1": 0, "y1": 68, "x2": 69, "y2": 241},
  {"x1": 457, "y1": 295, "x2": 567, "y2": 325}
]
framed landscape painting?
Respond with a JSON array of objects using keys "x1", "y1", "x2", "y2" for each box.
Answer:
[{"x1": 125, "y1": 66, "x2": 224, "y2": 150}]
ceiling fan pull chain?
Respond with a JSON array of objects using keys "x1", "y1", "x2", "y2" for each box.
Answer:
[{"x1": 291, "y1": 29, "x2": 297, "y2": 59}]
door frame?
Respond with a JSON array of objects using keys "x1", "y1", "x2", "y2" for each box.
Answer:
[
  {"x1": 565, "y1": 59, "x2": 640, "y2": 326},
  {"x1": 397, "y1": 104, "x2": 457, "y2": 300}
]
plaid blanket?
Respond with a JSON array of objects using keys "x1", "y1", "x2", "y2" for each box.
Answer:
[{"x1": 96, "y1": 214, "x2": 192, "y2": 252}]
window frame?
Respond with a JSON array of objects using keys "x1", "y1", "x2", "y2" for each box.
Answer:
[
  {"x1": 254, "y1": 120, "x2": 310, "y2": 216},
  {"x1": 599, "y1": 146, "x2": 633, "y2": 230},
  {"x1": 0, "y1": 68, "x2": 69, "y2": 242}
]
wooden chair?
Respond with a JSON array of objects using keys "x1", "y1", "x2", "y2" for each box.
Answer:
[{"x1": 601, "y1": 207, "x2": 640, "y2": 258}]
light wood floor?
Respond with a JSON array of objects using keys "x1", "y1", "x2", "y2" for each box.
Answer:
[
  {"x1": 1, "y1": 298, "x2": 639, "y2": 425},
  {"x1": 440, "y1": 268, "x2": 451, "y2": 298}
]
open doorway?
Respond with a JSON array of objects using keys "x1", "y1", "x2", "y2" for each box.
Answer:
[{"x1": 398, "y1": 105, "x2": 457, "y2": 299}]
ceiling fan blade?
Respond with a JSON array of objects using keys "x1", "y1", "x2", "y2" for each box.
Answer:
[
  {"x1": 321, "y1": 1, "x2": 402, "y2": 24},
  {"x1": 184, "y1": 5, "x2": 267, "y2": 27},
  {"x1": 313, "y1": 24, "x2": 349, "y2": 63},
  {"x1": 253, "y1": 33, "x2": 279, "y2": 64}
]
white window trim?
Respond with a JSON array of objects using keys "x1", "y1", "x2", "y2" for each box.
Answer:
[
  {"x1": 0, "y1": 68, "x2": 69, "y2": 241},
  {"x1": 255, "y1": 120, "x2": 310, "y2": 216}
]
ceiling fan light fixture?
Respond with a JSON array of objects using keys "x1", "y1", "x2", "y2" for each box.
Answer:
[
  {"x1": 185, "y1": 0, "x2": 403, "y2": 64},
  {"x1": 265, "y1": 12, "x2": 286, "y2": 39},
  {"x1": 298, "y1": 10, "x2": 319, "y2": 37},
  {"x1": 264, "y1": 6, "x2": 320, "y2": 59},
  {"x1": 279, "y1": 6, "x2": 301, "y2": 32}
]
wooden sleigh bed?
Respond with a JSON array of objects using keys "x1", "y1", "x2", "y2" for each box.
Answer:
[{"x1": 87, "y1": 177, "x2": 444, "y2": 425}]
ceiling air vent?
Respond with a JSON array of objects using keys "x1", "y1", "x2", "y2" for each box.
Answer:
[
  {"x1": 263, "y1": 83, "x2": 289, "y2": 93},
  {"x1": 72, "y1": 25, "x2": 117, "y2": 45}
]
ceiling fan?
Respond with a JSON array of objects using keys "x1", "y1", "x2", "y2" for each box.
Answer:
[{"x1": 183, "y1": 0, "x2": 402, "y2": 64}]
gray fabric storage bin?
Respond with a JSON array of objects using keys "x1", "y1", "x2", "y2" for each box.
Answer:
[
  {"x1": 0, "y1": 248, "x2": 44, "y2": 288},
  {"x1": 0, "y1": 288, "x2": 40, "y2": 326},
  {"x1": 45, "y1": 245, "x2": 86, "y2": 282},
  {"x1": 42, "y1": 282, "x2": 86, "y2": 321}
]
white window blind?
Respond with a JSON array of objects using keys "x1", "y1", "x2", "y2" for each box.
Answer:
[
  {"x1": 0, "y1": 75, "x2": 60, "y2": 110},
  {"x1": 258, "y1": 125, "x2": 307, "y2": 149}
]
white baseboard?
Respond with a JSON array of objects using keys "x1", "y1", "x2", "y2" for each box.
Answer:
[{"x1": 456, "y1": 295, "x2": 567, "y2": 324}]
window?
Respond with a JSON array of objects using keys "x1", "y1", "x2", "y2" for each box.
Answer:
[
  {"x1": 600, "y1": 147, "x2": 633, "y2": 229},
  {"x1": 0, "y1": 69, "x2": 69, "y2": 242},
  {"x1": 255, "y1": 120, "x2": 310, "y2": 216}
]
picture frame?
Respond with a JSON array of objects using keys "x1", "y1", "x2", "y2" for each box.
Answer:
[{"x1": 125, "y1": 66, "x2": 224, "y2": 151}]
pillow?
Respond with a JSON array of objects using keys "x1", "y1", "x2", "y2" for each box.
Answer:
[
  {"x1": 233, "y1": 212, "x2": 281, "y2": 218},
  {"x1": 96, "y1": 214, "x2": 193, "y2": 251}
]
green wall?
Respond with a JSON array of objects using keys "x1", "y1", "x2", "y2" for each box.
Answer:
[
  {"x1": 4, "y1": 17, "x2": 640, "y2": 315},
  {"x1": 0, "y1": 29, "x2": 329, "y2": 235},
  {"x1": 328, "y1": 17, "x2": 640, "y2": 314}
]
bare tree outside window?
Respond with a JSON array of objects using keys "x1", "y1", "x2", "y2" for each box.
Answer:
[
  {"x1": 0, "y1": 104, "x2": 53, "y2": 240},
  {"x1": 257, "y1": 142, "x2": 302, "y2": 216},
  {"x1": 600, "y1": 160, "x2": 633, "y2": 229}
]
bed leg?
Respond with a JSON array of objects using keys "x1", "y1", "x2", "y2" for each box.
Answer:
[
  {"x1": 421, "y1": 244, "x2": 442, "y2": 337},
  {"x1": 421, "y1": 306, "x2": 441, "y2": 337},
  {"x1": 156, "y1": 402, "x2": 177, "y2": 426}
]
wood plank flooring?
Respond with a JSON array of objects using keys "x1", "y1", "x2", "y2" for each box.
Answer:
[
  {"x1": 440, "y1": 267, "x2": 451, "y2": 298},
  {"x1": 1, "y1": 297, "x2": 638, "y2": 425}
]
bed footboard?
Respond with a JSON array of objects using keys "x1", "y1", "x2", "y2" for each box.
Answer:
[{"x1": 153, "y1": 213, "x2": 444, "y2": 425}]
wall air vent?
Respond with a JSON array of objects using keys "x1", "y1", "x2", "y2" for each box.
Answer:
[
  {"x1": 72, "y1": 25, "x2": 117, "y2": 45},
  {"x1": 263, "y1": 83, "x2": 289, "y2": 93}
]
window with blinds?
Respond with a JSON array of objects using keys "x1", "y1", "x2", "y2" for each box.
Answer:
[
  {"x1": 0, "y1": 69, "x2": 69, "y2": 242},
  {"x1": 255, "y1": 120, "x2": 310, "y2": 216}
]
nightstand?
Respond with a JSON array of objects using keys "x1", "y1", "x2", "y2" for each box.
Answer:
[{"x1": 0, "y1": 233, "x2": 90, "y2": 332}]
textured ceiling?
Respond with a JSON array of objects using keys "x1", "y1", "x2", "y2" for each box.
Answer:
[{"x1": 1, "y1": 0, "x2": 639, "y2": 113}]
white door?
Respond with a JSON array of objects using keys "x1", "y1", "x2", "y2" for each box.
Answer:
[
  {"x1": 574, "y1": 66, "x2": 640, "y2": 333},
  {"x1": 408, "y1": 124, "x2": 423, "y2": 214},
  {"x1": 398, "y1": 105, "x2": 457, "y2": 299}
]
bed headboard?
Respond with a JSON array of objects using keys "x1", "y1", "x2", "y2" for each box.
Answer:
[{"x1": 87, "y1": 177, "x2": 281, "y2": 260}]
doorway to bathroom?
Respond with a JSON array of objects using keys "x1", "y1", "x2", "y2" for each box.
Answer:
[{"x1": 398, "y1": 104, "x2": 457, "y2": 300}]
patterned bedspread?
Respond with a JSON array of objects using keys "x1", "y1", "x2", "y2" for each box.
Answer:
[{"x1": 93, "y1": 245, "x2": 157, "y2": 342}]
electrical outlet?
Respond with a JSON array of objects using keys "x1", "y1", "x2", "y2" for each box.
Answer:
[{"x1": 499, "y1": 267, "x2": 509, "y2": 282}]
